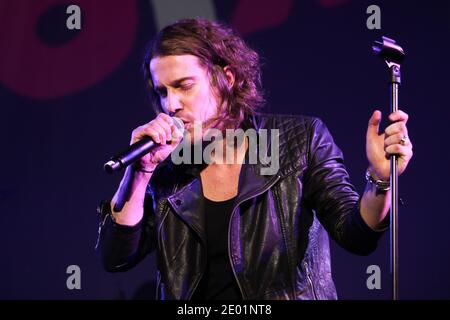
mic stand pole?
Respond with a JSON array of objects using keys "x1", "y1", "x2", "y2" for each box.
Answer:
[{"x1": 372, "y1": 36, "x2": 405, "y2": 300}]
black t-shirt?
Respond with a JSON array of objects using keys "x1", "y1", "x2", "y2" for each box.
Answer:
[{"x1": 192, "y1": 196, "x2": 242, "y2": 300}]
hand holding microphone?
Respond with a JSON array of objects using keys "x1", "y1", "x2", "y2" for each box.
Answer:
[{"x1": 104, "y1": 113, "x2": 184, "y2": 173}]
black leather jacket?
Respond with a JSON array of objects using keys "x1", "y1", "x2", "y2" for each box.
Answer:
[{"x1": 97, "y1": 114, "x2": 386, "y2": 300}]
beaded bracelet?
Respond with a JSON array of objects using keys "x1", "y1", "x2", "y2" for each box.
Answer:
[{"x1": 365, "y1": 169, "x2": 390, "y2": 191}]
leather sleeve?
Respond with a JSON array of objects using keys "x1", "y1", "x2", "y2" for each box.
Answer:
[
  {"x1": 302, "y1": 117, "x2": 386, "y2": 255},
  {"x1": 95, "y1": 189, "x2": 157, "y2": 272}
]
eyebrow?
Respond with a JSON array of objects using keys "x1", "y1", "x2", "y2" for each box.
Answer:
[{"x1": 155, "y1": 76, "x2": 196, "y2": 91}]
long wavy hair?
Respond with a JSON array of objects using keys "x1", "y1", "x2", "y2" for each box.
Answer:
[{"x1": 142, "y1": 18, "x2": 265, "y2": 129}]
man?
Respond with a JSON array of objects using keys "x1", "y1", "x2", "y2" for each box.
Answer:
[{"x1": 96, "y1": 18, "x2": 413, "y2": 300}]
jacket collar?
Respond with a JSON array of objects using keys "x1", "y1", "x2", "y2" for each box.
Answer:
[{"x1": 166, "y1": 131, "x2": 280, "y2": 242}]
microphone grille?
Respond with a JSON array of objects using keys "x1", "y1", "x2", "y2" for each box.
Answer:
[{"x1": 172, "y1": 116, "x2": 185, "y2": 134}]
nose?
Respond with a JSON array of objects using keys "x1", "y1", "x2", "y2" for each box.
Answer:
[{"x1": 165, "y1": 90, "x2": 183, "y2": 116}]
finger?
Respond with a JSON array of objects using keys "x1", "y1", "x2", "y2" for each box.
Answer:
[
  {"x1": 150, "y1": 121, "x2": 168, "y2": 145},
  {"x1": 384, "y1": 133, "x2": 411, "y2": 148},
  {"x1": 172, "y1": 121, "x2": 187, "y2": 141},
  {"x1": 385, "y1": 121, "x2": 408, "y2": 137},
  {"x1": 142, "y1": 126, "x2": 162, "y2": 144},
  {"x1": 132, "y1": 125, "x2": 154, "y2": 143},
  {"x1": 388, "y1": 110, "x2": 409, "y2": 123},
  {"x1": 161, "y1": 114, "x2": 185, "y2": 141},
  {"x1": 158, "y1": 113, "x2": 175, "y2": 126},
  {"x1": 155, "y1": 117, "x2": 173, "y2": 141},
  {"x1": 385, "y1": 144, "x2": 413, "y2": 158},
  {"x1": 170, "y1": 123, "x2": 182, "y2": 138},
  {"x1": 132, "y1": 126, "x2": 160, "y2": 144},
  {"x1": 367, "y1": 110, "x2": 382, "y2": 138}
]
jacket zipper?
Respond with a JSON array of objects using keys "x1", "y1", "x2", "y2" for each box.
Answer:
[
  {"x1": 157, "y1": 204, "x2": 171, "y2": 251},
  {"x1": 273, "y1": 188, "x2": 297, "y2": 299},
  {"x1": 227, "y1": 175, "x2": 281, "y2": 300},
  {"x1": 188, "y1": 236, "x2": 208, "y2": 300},
  {"x1": 161, "y1": 175, "x2": 281, "y2": 299},
  {"x1": 158, "y1": 202, "x2": 208, "y2": 300},
  {"x1": 156, "y1": 204, "x2": 169, "y2": 299},
  {"x1": 304, "y1": 261, "x2": 318, "y2": 300}
]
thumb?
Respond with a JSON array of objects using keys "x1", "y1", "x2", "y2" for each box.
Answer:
[{"x1": 367, "y1": 110, "x2": 382, "y2": 138}]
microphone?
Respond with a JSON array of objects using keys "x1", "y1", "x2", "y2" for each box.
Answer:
[{"x1": 104, "y1": 116, "x2": 185, "y2": 174}]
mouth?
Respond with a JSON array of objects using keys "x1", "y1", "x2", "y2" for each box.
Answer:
[
  {"x1": 176, "y1": 116, "x2": 189, "y2": 124},
  {"x1": 174, "y1": 117, "x2": 189, "y2": 129}
]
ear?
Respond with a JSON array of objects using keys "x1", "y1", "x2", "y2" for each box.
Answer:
[{"x1": 223, "y1": 66, "x2": 235, "y2": 88}]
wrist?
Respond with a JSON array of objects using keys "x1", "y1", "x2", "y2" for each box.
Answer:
[
  {"x1": 131, "y1": 162, "x2": 157, "y2": 175},
  {"x1": 365, "y1": 168, "x2": 390, "y2": 192}
]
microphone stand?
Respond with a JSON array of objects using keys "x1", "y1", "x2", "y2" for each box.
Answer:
[{"x1": 372, "y1": 36, "x2": 405, "y2": 300}]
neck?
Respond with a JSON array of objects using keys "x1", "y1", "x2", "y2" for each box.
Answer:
[{"x1": 208, "y1": 135, "x2": 248, "y2": 168}]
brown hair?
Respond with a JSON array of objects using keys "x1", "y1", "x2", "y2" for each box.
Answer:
[{"x1": 142, "y1": 18, "x2": 265, "y2": 129}]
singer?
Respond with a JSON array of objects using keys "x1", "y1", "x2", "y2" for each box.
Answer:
[{"x1": 96, "y1": 18, "x2": 413, "y2": 300}]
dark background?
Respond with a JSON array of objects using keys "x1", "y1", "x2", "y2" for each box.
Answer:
[{"x1": 1, "y1": 0, "x2": 449, "y2": 299}]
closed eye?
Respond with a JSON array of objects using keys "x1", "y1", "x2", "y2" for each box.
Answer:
[
  {"x1": 179, "y1": 83, "x2": 194, "y2": 91},
  {"x1": 154, "y1": 77, "x2": 195, "y2": 98}
]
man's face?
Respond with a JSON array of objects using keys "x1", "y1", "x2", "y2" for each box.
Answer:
[{"x1": 150, "y1": 55, "x2": 222, "y2": 140}]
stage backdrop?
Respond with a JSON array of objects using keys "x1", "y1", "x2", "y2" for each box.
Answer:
[{"x1": 1, "y1": 0, "x2": 449, "y2": 299}]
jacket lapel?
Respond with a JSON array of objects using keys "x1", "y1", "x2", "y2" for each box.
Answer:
[{"x1": 167, "y1": 169, "x2": 206, "y2": 245}]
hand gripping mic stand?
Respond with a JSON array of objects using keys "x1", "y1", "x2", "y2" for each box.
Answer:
[{"x1": 372, "y1": 36, "x2": 405, "y2": 300}]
